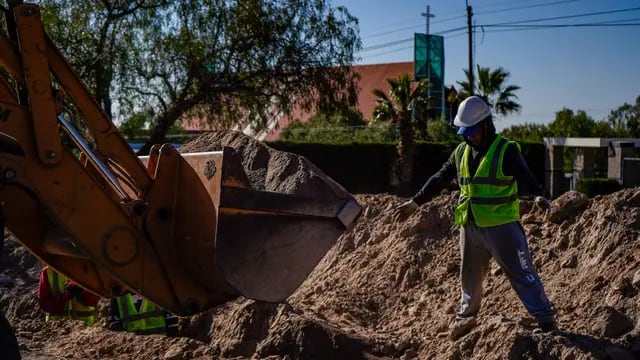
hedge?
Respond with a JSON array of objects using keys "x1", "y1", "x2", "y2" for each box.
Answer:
[
  {"x1": 267, "y1": 140, "x2": 546, "y2": 195},
  {"x1": 576, "y1": 178, "x2": 622, "y2": 197}
]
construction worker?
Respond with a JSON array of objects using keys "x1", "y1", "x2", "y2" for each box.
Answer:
[
  {"x1": 36, "y1": 266, "x2": 100, "y2": 326},
  {"x1": 108, "y1": 292, "x2": 178, "y2": 336},
  {"x1": 396, "y1": 96, "x2": 557, "y2": 336}
]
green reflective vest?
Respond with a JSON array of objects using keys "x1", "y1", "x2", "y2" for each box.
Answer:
[
  {"x1": 45, "y1": 268, "x2": 96, "y2": 326},
  {"x1": 454, "y1": 135, "x2": 520, "y2": 227},
  {"x1": 116, "y1": 294, "x2": 167, "y2": 335}
]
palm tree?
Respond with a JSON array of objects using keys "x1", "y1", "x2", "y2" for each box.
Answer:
[
  {"x1": 372, "y1": 74, "x2": 429, "y2": 195},
  {"x1": 456, "y1": 65, "x2": 521, "y2": 117}
]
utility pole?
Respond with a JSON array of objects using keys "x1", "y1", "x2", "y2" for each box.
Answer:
[{"x1": 466, "y1": 1, "x2": 474, "y2": 95}]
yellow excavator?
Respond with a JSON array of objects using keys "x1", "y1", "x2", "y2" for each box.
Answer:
[{"x1": 0, "y1": 0, "x2": 360, "y2": 325}]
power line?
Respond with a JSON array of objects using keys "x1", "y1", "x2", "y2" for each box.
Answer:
[
  {"x1": 360, "y1": 26, "x2": 467, "y2": 53},
  {"x1": 358, "y1": 20, "x2": 640, "y2": 55},
  {"x1": 472, "y1": 0, "x2": 574, "y2": 12},
  {"x1": 474, "y1": 0, "x2": 584, "y2": 16},
  {"x1": 364, "y1": 45, "x2": 414, "y2": 60},
  {"x1": 362, "y1": 15, "x2": 467, "y2": 40},
  {"x1": 357, "y1": 6, "x2": 640, "y2": 57},
  {"x1": 481, "y1": 22, "x2": 640, "y2": 34},
  {"x1": 480, "y1": 15, "x2": 640, "y2": 33},
  {"x1": 360, "y1": 38, "x2": 413, "y2": 53},
  {"x1": 362, "y1": 23, "x2": 425, "y2": 40},
  {"x1": 358, "y1": 0, "x2": 582, "y2": 42},
  {"x1": 489, "y1": 6, "x2": 640, "y2": 26}
]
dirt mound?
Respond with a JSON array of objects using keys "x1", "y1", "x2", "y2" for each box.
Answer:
[{"x1": 2, "y1": 132, "x2": 640, "y2": 359}]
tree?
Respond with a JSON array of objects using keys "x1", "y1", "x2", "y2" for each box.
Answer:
[
  {"x1": 280, "y1": 104, "x2": 394, "y2": 143},
  {"x1": 548, "y1": 108, "x2": 598, "y2": 137},
  {"x1": 279, "y1": 106, "x2": 368, "y2": 143},
  {"x1": 500, "y1": 123, "x2": 552, "y2": 143},
  {"x1": 39, "y1": 1, "x2": 362, "y2": 154},
  {"x1": 427, "y1": 117, "x2": 459, "y2": 143},
  {"x1": 39, "y1": 0, "x2": 167, "y2": 120},
  {"x1": 372, "y1": 74, "x2": 429, "y2": 194},
  {"x1": 607, "y1": 96, "x2": 640, "y2": 137},
  {"x1": 456, "y1": 65, "x2": 521, "y2": 118},
  {"x1": 548, "y1": 109, "x2": 616, "y2": 173}
]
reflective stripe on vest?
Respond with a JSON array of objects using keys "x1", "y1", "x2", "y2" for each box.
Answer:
[
  {"x1": 116, "y1": 294, "x2": 166, "y2": 335},
  {"x1": 454, "y1": 136, "x2": 520, "y2": 227},
  {"x1": 45, "y1": 268, "x2": 66, "y2": 299},
  {"x1": 45, "y1": 268, "x2": 68, "y2": 321}
]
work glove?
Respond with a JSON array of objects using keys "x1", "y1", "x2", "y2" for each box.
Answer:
[
  {"x1": 534, "y1": 196, "x2": 551, "y2": 211},
  {"x1": 394, "y1": 199, "x2": 419, "y2": 222}
]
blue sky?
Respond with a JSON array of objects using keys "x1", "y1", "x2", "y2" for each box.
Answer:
[{"x1": 333, "y1": 0, "x2": 640, "y2": 132}]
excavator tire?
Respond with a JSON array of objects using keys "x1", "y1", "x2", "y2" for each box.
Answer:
[{"x1": 0, "y1": 310, "x2": 20, "y2": 360}]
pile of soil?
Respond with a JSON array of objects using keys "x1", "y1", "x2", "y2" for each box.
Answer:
[{"x1": 2, "y1": 131, "x2": 640, "y2": 359}]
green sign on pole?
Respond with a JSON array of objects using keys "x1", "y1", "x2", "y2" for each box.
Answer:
[
  {"x1": 414, "y1": 33, "x2": 444, "y2": 86},
  {"x1": 414, "y1": 33, "x2": 445, "y2": 116}
]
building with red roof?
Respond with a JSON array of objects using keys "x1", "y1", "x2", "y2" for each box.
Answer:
[{"x1": 181, "y1": 61, "x2": 455, "y2": 141}]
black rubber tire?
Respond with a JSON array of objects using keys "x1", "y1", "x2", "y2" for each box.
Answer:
[{"x1": 0, "y1": 310, "x2": 20, "y2": 360}]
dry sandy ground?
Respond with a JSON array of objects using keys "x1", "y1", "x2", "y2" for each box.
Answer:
[{"x1": 1, "y1": 131, "x2": 639, "y2": 359}]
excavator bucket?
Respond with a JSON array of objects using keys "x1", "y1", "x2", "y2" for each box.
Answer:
[
  {"x1": 137, "y1": 145, "x2": 361, "y2": 314},
  {"x1": 183, "y1": 148, "x2": 360, "y2": 302}
]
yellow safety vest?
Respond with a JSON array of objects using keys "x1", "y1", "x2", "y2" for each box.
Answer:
[
  {"x1": 44, "y1": 268, "x2": 67, "y2": 321},
  {"x1": 116, "y1": 294, "x2": 167, "y2": 335},
  {"x1": 45, "y1": 268, "x2": 96, "y2": 326},
  {"x1": 454, "y1": 135, "x2": 520, "y2": 227},
  {"x1": 68, "y1": 298, "x2": 96, "y2": 326}
]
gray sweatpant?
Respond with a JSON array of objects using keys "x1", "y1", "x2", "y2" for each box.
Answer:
[{"x1": 458, "y1": 221, "x2": 554, "y2": 323}]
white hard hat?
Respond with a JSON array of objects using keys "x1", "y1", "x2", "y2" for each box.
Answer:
[{"x1": 453, "y1": 96, "x2": 491, "y2": 136}]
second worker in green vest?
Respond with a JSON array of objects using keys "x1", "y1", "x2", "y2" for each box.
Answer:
[
  {"x1": 395, "y1": 96, "x2": 556, "y2": 338},
  {"x1": 107, "y1": 292, "x2": 179, "y2": 336}
]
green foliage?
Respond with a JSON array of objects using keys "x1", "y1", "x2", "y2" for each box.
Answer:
[
  {"x1": 456, "y1": 65, "x2": 521, "y2": 118},
  {"x1": 500, "y1": 123, "x2": 551, "y2": 143},
  {"x1": 372, "y1": 73, "x2": 430, "y2": 194},
  {"x1": 372, "y1": 74, "x2": 429, "y2": 126},
  {"x1": 37, "y1": 0, "x2": 362, "y2": 153},
  {"x1": 607, "y1": 96, "x2": 640, "y2": 137},
  {"x1": 119, "y1": 110, "x2": 187, "y2": 142},
  {"x1": 548, "y1": 109, "x2": 599, "y2": 137},
  {"x1": 279, "y1": 107, "x2": 394, "y2": 143},
  {"x1": 353, "y1": 121, "x2": 396, "y2": 143},
  {"x1": 427, "y1": 117, "x2": 459, "y2": 143},
  {"x1": 37, "y1": 0, "x2": 165, "y2": 119},
  {"x1": 501, "y1": 108, "x2": 621, "y2": 142},
  {"x1": 576, "y1": 178, "x2": 622, "y2": 197},
  {"x1": 119, "y1": 112, "x2": 149, "y2": 141}
]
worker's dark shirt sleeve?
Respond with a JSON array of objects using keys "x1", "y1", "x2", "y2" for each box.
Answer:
[
  {"x1": 502, "y1": 143, "x2": 544, "y2": 197},
  {"x1": 411, "y1": 151, "x2": 457, "y2": 205}
]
